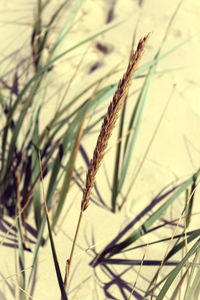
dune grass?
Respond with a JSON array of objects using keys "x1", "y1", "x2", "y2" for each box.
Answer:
[{"x1": 0, "y1": 0, "x2": 200, "y2": 299}]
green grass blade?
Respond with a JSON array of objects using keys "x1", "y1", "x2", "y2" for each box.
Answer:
[
  {"x1": 35, "y1": 0, "x2": 71, "y2": 64},
  {"x1": 116, "y1": 66, "x2": 155, "y2": 198},
  {"x1": 156, "y1": 238, "x2": 200, "y2": 300},
  {"x1": 98, "y1": 171, "x2": 199, "y2": 261},
  {"x1": 32, "y1": 123, "x2": 42, "y2": 229},
  {"x1": 49, "y1": 0, "x2": 83, "y2": 57},
  {"x1": 37, "y1": 108, "x2": 88, "y2": 240},
  {"x1": 16, "y1": 214, "x2": 26, "y2": 300},
  {"x1": 51, "y1": 116, "x2": 86, "y2": 229},
  {"x1": 110, "y1": 33, "x2": 194, "y2": 210},
  {"x1": 145, "y1": 229, "x2": 200, "y2": 297},
  {"x1": 39, "y1": 81, "x2": 116, "y2": 144},
  {"x1": 45, "y1": 111, "x2": 84, "y2": 206},
  {"x1": 2, "y1": 76, "x2": 41, "y2": 181},
  {"x1": 111, "y1": 96, "x2": 127, "y2": 212},
  {"x1": 185, "y1": 263, "x2": 200, "y2": 300},
  {"x1": 45, "y1": 204, "x2": 68, "y2": 300},
  {"x1": 0, "y1": 91, "x2": 8, "y2": 178},
  {"x1": 123, "y1": 86, "x2": 144, "y2": 157},
  {"x1": 41, "y1": 83, "x2": 117, "y2": 163},
  {"x1": 29, "y1": 0, "x2": 82, "y2": 146},
  {"x1": 1, "y1": 119, "x2": 9, "y2": 181},
  {"x1": 121, "y1": 229, "x2": 200, "y2": 254},
  {"x1": 45, "y1": 106, "x2": 83, "y2": 202},
  {"x1": 170, "y1": 267, "x2": 190, "y2": 300},
  {"x1": 7, "y1": 22, "x2": 121, "y2": 126},
  {"x1": 33, "y1": 84, "x2": 116, "y2": 251},
  {"x1": 26, "y1": 148, "x2": 66, "y2": 287},
  {"x1": 38, "y1": 63, "x2": 119, "y2": 143},
  {"x1": 29, "y1": 21, "x2": 122, "y2": 86},
  {"x1": 143, "y1": 174, "x2": 199, "y2": 231},
  {"x1": 185, "y1": 172, "x2": 198, "y2": 228},
  {"x1": 31, "y1": 0, "x2": 42, "y2": 71},
  {"x1": 184, "y1": 249, "x2": 200, "y2": 300},
  {"x1": 102, "y1": 258, "x2": 180, "y2": 266},
  {"x1": 23, "y1": 71, "x2": 52, "y2": 152},
  {"x1": 38, "y1": 149, "x2": 68, "y2": 300},
  {"x1": 27, "y1": 216, "x2": 46, "y2": 289},
  {"x1": 33, "y1": 184, "x2": 42, "y2": 230}
]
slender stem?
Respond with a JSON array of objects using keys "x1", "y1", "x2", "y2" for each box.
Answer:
[
  {"x1": 64, "y1": 33, "x2": 150, "y2": 292},
  {"x1": 63, "y1": 209, "x2": 84, "y2": 288}
]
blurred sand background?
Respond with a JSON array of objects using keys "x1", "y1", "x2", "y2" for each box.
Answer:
[{"x1": 0, "y1": 0, "x2": 200, "y2": 299}]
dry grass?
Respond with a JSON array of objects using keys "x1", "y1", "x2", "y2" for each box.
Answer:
[
  {"x1": 64, "y1": 33, "x2": 150, "y2": 290},
  {"x1": 81, "y1": 33, "x2": 150, "y2": 211}
]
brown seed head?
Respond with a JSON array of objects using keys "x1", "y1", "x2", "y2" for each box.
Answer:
[{"x1": 81, "y1": 34, "x2": 150, "y2": 211}]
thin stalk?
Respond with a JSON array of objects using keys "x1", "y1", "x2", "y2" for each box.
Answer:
[
  {"x1": 63, "y1": 209, "x2": 83, "y2": 289},
  {"x1": 111, "y1": 17, "x2": 139, "y2": 212},
  {"x1": 64, "y1": 34, "x2": 150, "y2": 288}
]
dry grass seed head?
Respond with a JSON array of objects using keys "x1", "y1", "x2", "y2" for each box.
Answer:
[{"x1": 81, "y1": 33, "x2": 150, "y2": 211}]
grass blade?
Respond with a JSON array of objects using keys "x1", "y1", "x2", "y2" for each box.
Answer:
[
  {"x1": 39, "y1": 152, "x2": 68, "y2": 300},
  {"x1": 145, "y1": 229, "x2": 200, "y2": 297},
  {"x1": 183, "y1": 249, "x2": 200, "y2": 300},
  {"x1": 156, "y1": 238, "x2": 200, "y2": 300},
  {"x1": 16, "y1": 217, "x2": 26, "y2": 300},
  {"x1": 185, "y1": 172, "x2": 198, "y2": 228},
  {"x1": 96, "y1": 170, "x2": 200, "y2": 261},
  {"x1": 49, "y1": 0, "x2": 83, "y2": 57},
  {"x1": 117, "y1": 65, "x2": 155, "y2": 199},
  {"x1": 51, "y1": 114, "x2": 87, "y2": 229},
  {"x1": 16, "y1": 171, "x2": 26, "y2": 300},
  {"x1": 102, "y1": 258, "x2": 180, "y2": 266},
  {"x1": 2, "y1": 76, "x2": 41, "y2": 181},
  {"x1": 111, "y1": 97, "x2": 127, "y2": 212}
]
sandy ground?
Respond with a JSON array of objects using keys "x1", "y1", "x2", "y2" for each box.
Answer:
[{"x1": 1, "y1": 0, "x2": 200, "y2": 299}]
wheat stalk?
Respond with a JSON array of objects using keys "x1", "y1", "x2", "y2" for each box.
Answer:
[{"x1": 64, "y1": 33, "x2": 150, "y2": 290}]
